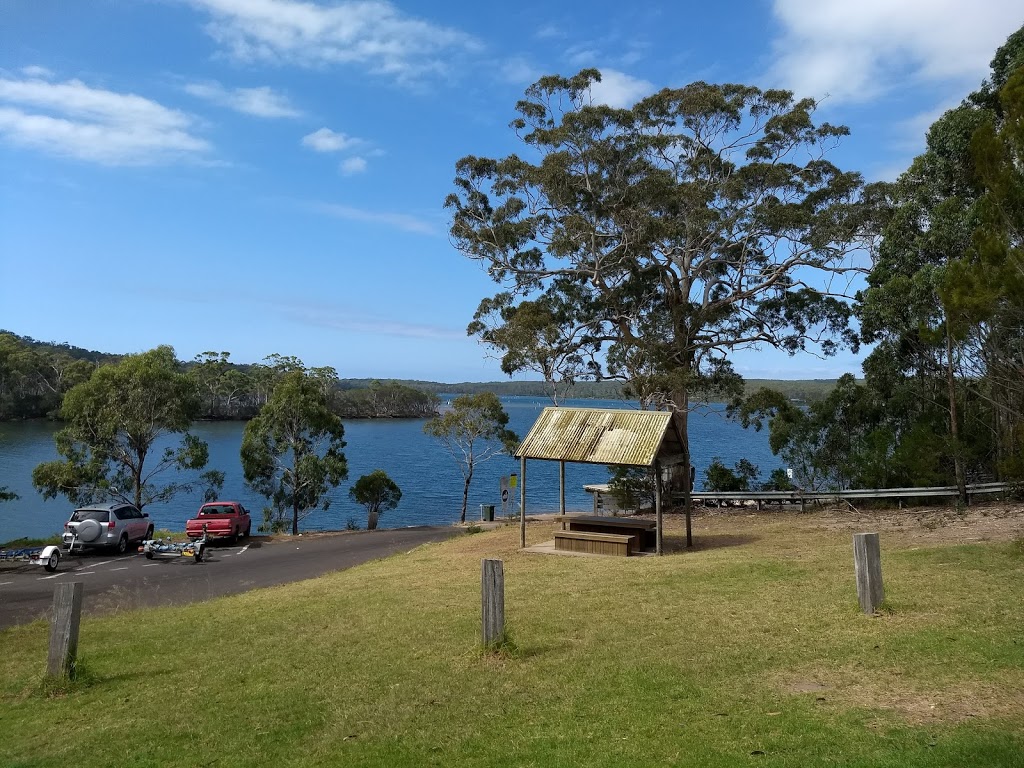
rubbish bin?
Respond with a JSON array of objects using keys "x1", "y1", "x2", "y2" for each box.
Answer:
[{"x1": 480, "y1": 504, "x2": 495, "y2": 522}]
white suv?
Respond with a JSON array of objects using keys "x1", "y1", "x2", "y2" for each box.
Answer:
[{"x1": 62, "y1": 503, "x2": 154, "y2": 554}]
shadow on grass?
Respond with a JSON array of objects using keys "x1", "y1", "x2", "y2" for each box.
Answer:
[{"x1": 661, "y1": 532, "x2": 759, "y2": 554}]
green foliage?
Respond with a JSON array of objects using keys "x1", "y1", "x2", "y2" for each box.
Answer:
[
  {"x1": 606, "y1": 466, "x2": 656, "y2": 513},
  {"x1": 0, "y1": 485, "x2": 17, "y2": 503},
  {"x1": 333, "y1": 380, "x2": 439, "y2": 419},
  {"x1": 857, "y1": 26, "x2": 1024, "y2": 491},
  {"x1": 423, "y1": 392, "x2": 518, "y2": 523},
  {"x1": 703, "y1": 458, "x2": 759, "y2": 492},
  {"x1": 760, "y1": 468, "x2": 794, "y2": 492},
  {"x1": 31, "y1": 346, "x2": 218, "y2": 510},
  {"x1": 349, "y1": 470, "x2": 402, "y2": 530},
  {"x1": 241, "y1": 370, "x2": 348, "y2": 536},
  {"x1": 0, "y1": 331, "x2": 98, "y2": 419}
]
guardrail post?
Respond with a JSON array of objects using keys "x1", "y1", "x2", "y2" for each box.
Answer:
[
  {"x1": 853, "y1": 533, "x2": 884, "y2": 615},
  {"x1": 47, "y1": 582, "x2": 84, "y2": 679},
  {"x1": 481, "y1": 558, "x2": 505, "y2": 647}
]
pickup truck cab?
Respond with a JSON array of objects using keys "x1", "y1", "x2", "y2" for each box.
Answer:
[{"x1": 186, "y1": 501, "x2": 252, "y2": 543}]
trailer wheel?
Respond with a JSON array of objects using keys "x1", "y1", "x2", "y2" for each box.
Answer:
[
  {"x1": 145, "y1": 551, "x2": 154, "y2": 560},
  {"x1": 45, "y1": 551, "x2": 60, "y2": 572},
  {"x1": 193, "y1": 546, "x2": 204, "y2": 564}
]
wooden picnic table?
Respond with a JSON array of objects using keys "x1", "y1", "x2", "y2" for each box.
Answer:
[{"x1": 565, "y1": 515, "x2": 656, "y2": 551}]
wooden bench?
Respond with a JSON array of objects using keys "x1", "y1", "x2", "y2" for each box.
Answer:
[
  {"x1": 565, "y1": 516, "x2": 656, "y2": 551},
  {"x1": 554, "y1": 530, "x2": 636, "y2": 557}
]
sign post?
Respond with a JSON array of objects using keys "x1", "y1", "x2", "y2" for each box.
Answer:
[{"x1": 500, "y1": 476, "x2": 510, "y2": 517}]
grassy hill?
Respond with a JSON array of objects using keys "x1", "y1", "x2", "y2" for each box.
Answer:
[{"x1": 1, "y1": 507, "x2": 1021, "y2": 766}]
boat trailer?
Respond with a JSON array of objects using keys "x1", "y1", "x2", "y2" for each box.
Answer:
[
  {"x1": 141, "y1": 527, "x2": 208, "y2": 563},
  {"x1": 0, "y1": 544, "x2": 62, "y2": 572}
]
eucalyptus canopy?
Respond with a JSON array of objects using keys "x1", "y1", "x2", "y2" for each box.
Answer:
[
  {"x1": 32, "y1": 346, "x2": 221, "y2": 511},
  {"x1": 241, "y1": 370, "x2": 348, "y2": 535}
]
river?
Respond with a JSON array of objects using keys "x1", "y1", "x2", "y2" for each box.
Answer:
[{"x1": 0, "y1": 397, "x2": 780, "y2": 541}]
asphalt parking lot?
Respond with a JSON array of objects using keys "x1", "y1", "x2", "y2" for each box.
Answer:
[{"x1": 0, "y1": 526, "x2": 460, "y2": 630}]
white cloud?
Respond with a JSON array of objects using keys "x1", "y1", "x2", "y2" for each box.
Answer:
[
  {"x1": 768, "y1": 0, "x2": 1024, "y2": 103},
  {"x1": 0, "y1": 76, "x2": 209, "y2": 165},
  {"x1": 588, "y1": 69, "x2": 655, "y2": 108},
  {"x1": 20, "y1": 65, "x2": 53, "y2": 79},
  {"x1": 301, "y1": 126, "x2": 360, "y2": 152},
  {"x1": 187, "y1": 0, "x2": 482, "y2": 82},
  {"x1": 535, "y1": 23, "x2": 563, "y2": 40},
  {"x1": 340, "y1": 156, "x2": 367, "y2": 175},
  {"x1": 285, "y1": 305, "x2": 464, "y2": 340},
  {"x1": 499, "y1": 57, "x2": 541, "y2": 85},
  {"x1": 184, "y1": 80, "x2": 301, "y2": 117},
  {"x1": 312, "y1": 201, "x2": 434, "y2": 235}
]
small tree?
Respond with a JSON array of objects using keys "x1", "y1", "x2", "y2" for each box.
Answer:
[
  {"x1": 32, "y1": 346, "x2": 222, "y2": 511},
  {"x1": 0, "y1": 486, "x2": 17, "y2": 502},
  {"x1": 241, "y1": 370, "x2": 348, "y2": 535},
  {"x1": 606, "y1": 466, "x2": 656, "y2": 514},
  {"x1": 423, "y1": 392, "x2": 518, "y2": 523},
  {"x1": 349, "y1": 470, "x2": 402, "y2": 530},
  {"x1": 704, "y1": 458, "x2": 760, "y2": 492}
]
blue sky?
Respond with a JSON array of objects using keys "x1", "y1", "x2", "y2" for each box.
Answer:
[{"x1": 1, "y1": 0, "x2": 1022, "y2": 382}]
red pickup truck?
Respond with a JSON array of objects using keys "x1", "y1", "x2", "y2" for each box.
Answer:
[{"x1": 186, "y1": 501, "x2": 252, "y2": 542}]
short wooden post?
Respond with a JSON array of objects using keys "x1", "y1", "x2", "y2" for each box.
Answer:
[
  {"x1": 853, "y1": 533, "x2": 884, "y2": 614},
  {"x1": 47, "y1": 582, "x2": 84, "y2": 679},
  {"x1": 481, "y1": 558, "x2": 505, "y2": 647}
]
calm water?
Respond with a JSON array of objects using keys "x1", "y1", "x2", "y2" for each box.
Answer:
[{"x1": 0, "y1": 397, "x2": 780, "y2": 541}]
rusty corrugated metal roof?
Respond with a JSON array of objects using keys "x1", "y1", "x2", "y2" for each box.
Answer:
[{"x1": 515, "y1": 407, "x2": 682, "y2": 466}]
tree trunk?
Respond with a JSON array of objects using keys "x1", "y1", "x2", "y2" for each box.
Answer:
[
  {"x1": 461, "y1": 467, "x2": 472, "y2": 524},
  {"x1": 292, "y1": 453, "x2": 300, "y2": 536},
  {"x1": 946, "y1": 328, "x2": 967, "y2": 504},
  {"x1": 368, "y1": 506, "x2": 379, "y2": 530},
  {"x1": 670, "y1": 380, "x2": 693, "y2": 549}
]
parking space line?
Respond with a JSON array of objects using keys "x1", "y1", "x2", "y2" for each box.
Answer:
[
  {"x1": 222, "y1": 553, "x2": 233, "y2": 557},
  {"x1": 238, "y1": 545, "x2": 250, "y2": 555},
  {"x1": 38, "y1": 574, "x2": 61, "y2": 580},
  {"x1": 142, "y1": 563, "x2": 160, "y2": 567},
  {"x1": 0, "y1": 581, "x2": 13, "y2": 586},
  {"x1": 109, "y1": 567, "x2": 128, "y2": 572},
  {"x1": 77, "y1": 571, "x2": 96, "y2": 576},
  {"x1": 77, "y1": 560, "x2": 113, "y2": 570}
]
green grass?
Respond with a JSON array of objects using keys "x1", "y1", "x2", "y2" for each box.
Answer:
[
  {"x1": 1, "y1": 514, "x2": 1022, "y2": 767},
  {"x1": 0, "y1": 535, "x2": 62, "y2": 548}
]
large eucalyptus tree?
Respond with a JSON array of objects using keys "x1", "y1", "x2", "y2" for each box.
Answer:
[{"x1": 447, "y1": 70, "x2": 867, "y2": 531}]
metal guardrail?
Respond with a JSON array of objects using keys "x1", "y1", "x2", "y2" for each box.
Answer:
[
  {"x1": 677, "y1": 482, "x2": 1009, "y2": 506},
  {"x1": 584, "y1": 482, "x2": 1012, "y2": 511}
]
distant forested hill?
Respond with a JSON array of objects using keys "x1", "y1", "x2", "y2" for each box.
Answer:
[
  {"x1": 0, "y1": 329, "x2": 848, "y2": 422},
  {"x1": 338, "y1": 378, "x2": 847, "y2": 403}
]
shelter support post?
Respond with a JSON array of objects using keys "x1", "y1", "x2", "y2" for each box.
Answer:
[
  {"x1": 519, "y1": 457, "x2": 526, "y2": 549},
  {"x1": 655, "y1": 462, "x2": 663, "y2": 555},
  {"x1": 559, "y1": 460, "x2": 566, "y2": 530}
]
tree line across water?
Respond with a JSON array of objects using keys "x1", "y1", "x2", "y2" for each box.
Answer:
[
  {"x1": 0, "y1": 330, "x2": 841, "y2": 423},
  {"x1": 0, "y1": 335, "x2": 439, "y2": 422}
]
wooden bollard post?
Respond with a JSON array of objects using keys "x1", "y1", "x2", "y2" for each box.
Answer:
[
  {"x1": 47, "y1": 582, "x2": 84, "y2": 679},
  {"x1": 481, "y1": 558, "x2": 505, "y2": 647},
  {"x1": 853, "y1": 533, "x2": 884, "y2": 614}
]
